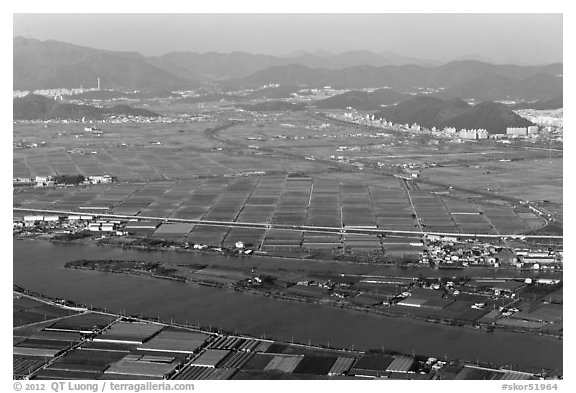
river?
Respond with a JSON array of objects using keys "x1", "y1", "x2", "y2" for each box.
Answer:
[{"x1": 13, "y1": 239, "x2": 562, "y2": 370}]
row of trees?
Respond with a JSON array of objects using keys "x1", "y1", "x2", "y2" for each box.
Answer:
[{"x1": 54, "y1": 174, "x2": 85, "y2": 185}]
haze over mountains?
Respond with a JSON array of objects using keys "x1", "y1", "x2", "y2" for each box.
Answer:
[
  {"x1": 14, "y1": 37, "x2": 200, "y2": 91},
  {"x1": 14, "y1": 37, "x2": 562, "y2": 103},
  {"x1": 13, "y1": 37, "x2": 561, "y2": 131},
  {"x1": 158, "y1": 50, "x2": 434, "y2": 80},
  {"x1": 233, "y1": 63, "x2": 562, "y2": 101}
]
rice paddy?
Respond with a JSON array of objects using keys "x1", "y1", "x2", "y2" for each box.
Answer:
[{"x1": 14, "y1": 170, "x2": 543, "y2": 254}]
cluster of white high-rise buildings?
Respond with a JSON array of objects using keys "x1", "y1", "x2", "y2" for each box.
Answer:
[
  {"x1": 457, "y1": 128, "x2": 488, "y2": 140},
  {"x1": 506, "y1": 126, "x2": 539, "y2": 137},
  {"x1": 339, "y1": 110, "x2": 555, "y2": 141},
  {"x1": 13, "y1": 78, "x2": 101, "y2": 99}
]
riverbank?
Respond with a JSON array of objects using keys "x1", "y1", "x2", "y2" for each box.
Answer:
[
  {"x1": 14, "y1": 286, "x2": 561, "y2": 379},
  {"x1": 15, "y1": 233, "x2": 563, "y2": 277},
  {"x1": 63, "y1": 258, "x2": 562, "y2": 340},
  {"x1": 13, "y1": 238, "x2": 562, "y2": 371}
]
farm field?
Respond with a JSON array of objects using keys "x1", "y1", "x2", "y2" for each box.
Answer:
[
  {"x1": 11, "y1": 17, "x2": 566, "y2": 382},
  {"x1": 13, "y1": 293, "x2": 79, "y2": 328},
  {"x1": 16, "y1": 294, "x2": 428, "y2": 380},
  {"x1": 215, "y1": 110, "x2": 560, "y2": 168},
  {"x1": 13, "y1": 146, "x2": 331, "y2": 182},
  {"x1": 14, "y1": 170, "x2": 545, "y2": 253},
  {"x1": 13, "y1": 120, "x2": 221, "y2": 151},
  {"x1": 14, "y1": 102, "x2": 561, "y2": 241},
  {"x1": 421, "y1": 158, "x2": 563, "y2": 205}
]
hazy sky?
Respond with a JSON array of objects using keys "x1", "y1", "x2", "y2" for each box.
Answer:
[{"x1": 13, "y1": 14, "x2": 562, "y2": 64}]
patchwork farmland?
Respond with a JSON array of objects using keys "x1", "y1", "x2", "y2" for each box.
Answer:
[
  {"x1": 18, "y1": 291, "x2": 469, "y2": 380},
  {"x1": 14, "y1": 172, "x2": 543, "y2": 257},
  {"x1": 14, "y1": 146, "x2": 333, "y2": 182}
]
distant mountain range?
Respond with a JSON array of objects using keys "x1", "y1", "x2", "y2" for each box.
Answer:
[
  {"x1": 232, "y1": 62, "x2": 562, "y2": 101},
  {"x1": 14, "y1": 37, "x2": 199, "y2": 91},
  {"x1": 433, "y1": 72, "x2": 563, "y2": 102},
  {"x1": 155, "y1": 50, "x2": 434, "y2": 80},
  {"x1": 309, "y1": 87, "x2": 564, "y2": 113},
  {"x1": 314, "y1": 88, "x2": 411, "y2": 110},
  {"x1": 13, "y1": 37, "x2": 563, "y2": 104},
  {"x1": 373, "y1": 96, "x2": 533, "y2": 134},
  {"x1": 13, "y1": 94, "x2": 159, "y2": 120}
]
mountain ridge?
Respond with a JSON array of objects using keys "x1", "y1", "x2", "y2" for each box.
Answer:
[
  {"x1": 14, "y1": 37, "x2": 198, "y2": 91},
  {"x1": 13, "y1": 94, "x2": 159, "y2": 120},
  {"x1": 373, "y1": 96, "x2": 533, "y2": 134},
  {"x1": 13, "y1": 37, "x2": 563, "y2": 104}
]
